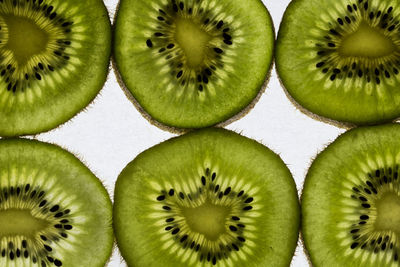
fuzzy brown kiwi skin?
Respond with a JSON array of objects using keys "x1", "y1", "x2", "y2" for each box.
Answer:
[
  {"x1": 298, "y1": 136, "x2": 340, "y2": 267},
  {"x1": 299, "y1": 176, "x2": 313, "y2": 267},
  {"x1": 21, "y1": 64, "x2": 113, "y2": 138},
  {"x1": 111, "y1": 3, "x2": 275, "y2": 135},
  {"x1": 275, "y1": 67, "x2": 400, "y2": 129},
  {"x1": 276, "y1": 73, "x2": 355, "y2": 130}
]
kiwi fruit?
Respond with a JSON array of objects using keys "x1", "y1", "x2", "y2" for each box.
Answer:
[
  {"x1": 0, "y1": 138, "x2": 113, "y2": 266},
  {"x1": 276, "y1": 0, "x2": 400, "y2": 126},
  {"x1": 302, "y1": 124, "x2": 400, "y2": 266},
  {"x1": 113, "y1": 0, "x2": 274, "y2": 130},
  {"x1": 114, "y1": 128, "x2": 299, "y2": 266},
  {"x1": 0, "y1": 0, "x2": 111, "y2": 136}
]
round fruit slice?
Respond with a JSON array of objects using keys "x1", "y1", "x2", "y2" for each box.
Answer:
[
  {"x1": 0, "y1": 138, "x2": 113, "y2": 266},
  {"x1": 0, "y1": 0, "x2": 111, "y2": 136},
  {"x1": 113, "y1": 0, "x2": 274, "y2": 129},
  {"x1": 114, "y1": 128, "x2": 299, "y2": 266},
  {"x1": 276, "y1": 0, "x2": 400, "y2": 125},
  {"x1": 302, "y1": 124, "x2": 400, "y2": 266}
]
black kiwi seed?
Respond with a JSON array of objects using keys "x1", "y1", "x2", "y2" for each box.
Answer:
[
  {"x1": 351, "y1": 242, "x2": 359, "y2": 249},
  {"x1": 245, "y1": 197, "x2": 254, "y2": 203},
  {"x1": 54, "y1": 212, "x2": 63, "y2": 218},
  {"x1": 172, "y1": 228, "x2": 180, "y2": 235},
  {"x1": 229, "y1": 225, "x2": 237, "y2": 232},
  {"x1": 214, "y1": 47, "x2": 223, "y2": 54},
  {"x1": 214, "y1": 185, "x2": 220, "y2": 192},
  {"x1": 39, "y1": 200, "x2": 47, "y2": 207}
]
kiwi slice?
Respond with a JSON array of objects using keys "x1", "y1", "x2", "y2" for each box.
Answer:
[
  {"x1": 302, "y1": 124, "x2": 400, "y2": 266},
  {"x1": 113, "y1": 0, "x2": 274, "y2": 130},
  {"x1": 0, "y1": 138, "x2": 113, "y2": 266},
  {"x1": 276, "y1": 0, "x2": 400, "y2": 125},
  {"x1": 0, "y1": 0, "x2": 111, "y2": 136},
  {"x1": 114, "y1": 128, "x2": 299, "y2": 266}
]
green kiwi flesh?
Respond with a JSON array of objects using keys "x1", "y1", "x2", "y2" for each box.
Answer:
[
  {"x1": 114, "y1": 128, "x2": 299, "y2": 266},
  {"x1": 276, "y1": 0, "x2": 400, "y2": 125},
  {"x1": 302, "y1": 124, "x2": 400, "y2": 266},
  {"x1": 113, "y1": 0, "x2": 274, "y2": 129},
  {"x1": 0, "y1": 0, "x2": 111, "y2": 136},
  {"x1": 0, "y1": 138, "x2": 113, "y2": 266}
]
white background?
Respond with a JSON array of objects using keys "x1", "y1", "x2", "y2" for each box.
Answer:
[{"x1": 35, "y1": 0, "x2": 346, "y2": 266}]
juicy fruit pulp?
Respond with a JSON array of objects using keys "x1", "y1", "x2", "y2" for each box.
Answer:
[
  {"x1": 114, "y1": 0, "x2": 274, "y2": 129},
  {"x1": 276, "y1": 0, "x2": 400, "y2": 125},
  {"x1": 0, "y1": 139, "x2": 113, "y2": 267},
  {"x1": 114, "y1": 128, "x2": 300, "y2": 267},
  {"x1": 302, "y1": 124, "x2": 400, "y2": 266},
  {"x1": 0, "y1": 0, "x2": 111, "y2": 136}
]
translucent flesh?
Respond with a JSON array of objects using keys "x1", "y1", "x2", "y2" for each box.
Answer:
[
  {"x1": 339, "y1": 21, "x2": 398, "y2": 58},
  {"x1": 0, "y1": 0, "x2": 111, "y2": 137},
  {"x1": 302, "y1": 124, "x2": 400, "y2": 266},
  {"x1": 3, "y1": 15, "x2": 49, "y2": 66},
  {"x1": 114, "y1": 128, "x2": 300, "y2": 267},
  {"x1": 181, "y1": 200, "x2": 230, "y2": 241},
  {"x1": 0, "y1": 209, "x2": 49, "y2": 236},
  {"x1": 114, "y1": 0, "x2": 275, "y2": 128},
  {"x1": 174, "y1": 17, "x2": 211, "y2": 68},
  {"x1": 275, "y1": 0, "x2": 400, "y2": 125},
  {"x1": 375, "y1": 193, "x2": 400, "y2": 234},
  {"x1": 0, "y1": 138, "x2": 113, "y2": 267}
]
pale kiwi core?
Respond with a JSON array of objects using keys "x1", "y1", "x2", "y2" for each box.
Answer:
[
  {"x1": 174, "y1": 17, "x2": 211, "y2": 68},
  {"x1": 374, "y1": 193, "x2": 400, "y2": 233},
  {"x1": 3, "y1": 15, "x2": 49, "y2": 66},
  {"x1": 0, "y1": 209, "x2": 49, "y2": 236},
  {"x1": 181, "y1": 200, "x2": 230, "y2": 241},
  {"x1": 338, "y1": 21, "x2": 398, "y2": 58}
]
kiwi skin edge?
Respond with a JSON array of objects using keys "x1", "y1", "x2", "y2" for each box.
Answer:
[
  {"x1": 298, "y1": 138, "x2": 333, "y2": 267},
  {"x1": 278, "y1": 74, "x2": 400, "y2": 129},
  {"x1": 276, "y1": 72, "x2": 355, "y2": 130},
  {"x1": 111, "y1": 2, "x2": 275, "y2": 135}
]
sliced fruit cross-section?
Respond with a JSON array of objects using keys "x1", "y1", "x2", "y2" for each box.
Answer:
[{"x1": 114, "y1": 128, "x2": 300, "y2": 266}]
